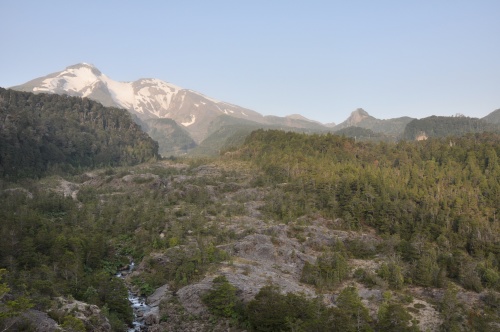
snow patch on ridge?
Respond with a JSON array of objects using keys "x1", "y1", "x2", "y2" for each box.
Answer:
[
  {"x1": 130, "y1": 79, "x2": 182, "y2": 116},
  {"x1": 181, "y1": 115, "x2": 196, "y2": 126},
  {"x1": 101, "y1": 75, "x2": 134, "y2": 109},
  {"x1": 33, "y1": 78, "x2": 62, "y2": 93},
  {"x1": 34, "y1": 65, "x2": 101, "y2": 94},
  {"x1": 30, "y1": 65, "x2": 187, "y2": 118},
  {"x1": 59, "y1": 66, "x2": 100, "y2": 93},
  {"x1": 179, "y1": 94, "x2": 185, "y2": 109}
]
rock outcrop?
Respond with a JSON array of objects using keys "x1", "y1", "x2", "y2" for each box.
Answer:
[{"x1": 51, "y1": 297, "x2": 111, "y2": 331}]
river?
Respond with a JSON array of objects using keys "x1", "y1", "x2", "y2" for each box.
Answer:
[{"x1": 116, "y1": 262, "x2": 152, "y2": 332}]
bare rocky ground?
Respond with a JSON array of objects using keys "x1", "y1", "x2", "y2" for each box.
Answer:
[
  {"x1": 138, "y1": 215, "x2": 448, "y2": 331},
  {"x1": 118, "y1": 160, "x2": 435, "y2": 331}
]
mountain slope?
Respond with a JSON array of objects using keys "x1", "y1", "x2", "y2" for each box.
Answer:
[
  {"x1": 138, "y1": 118, "x2": 196, "y2": 156},
  {"x1": 11, "y1": 63, "x2": 331, "y2": 149},
  {"x1": 333, "y1": 108, "x2": 414, "y2": 137},
  {"x1": 482, "y1": 108, "x2": 500, "y2": 124},
  {"x1": 334, "y1": 126, "x2": 395, "y2": 142},
  {"x1": 0, "y1": 88, "x2": 158, "y2": 178},
  {"x1": 402, "y1": 115, "x2": 500, "y2": 140}
]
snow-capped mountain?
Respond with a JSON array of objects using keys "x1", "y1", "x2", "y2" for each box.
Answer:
[
  {"x1": 12, "y1": 63, "x2": 336, "y2": 155},
  {"x1": 12, "y1": 63, "x2": 271, "y2": 143}
]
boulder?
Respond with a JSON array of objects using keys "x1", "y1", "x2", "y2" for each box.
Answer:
[
  {"x1": 144, "y1": 306, "x2": 160, "y2": 325},
  {"x1": 53, "y1": 297, "x2": 111, "y2": 331},
  {"x1": 147, "y1": 284, "x2": 171, "y2": 307}
]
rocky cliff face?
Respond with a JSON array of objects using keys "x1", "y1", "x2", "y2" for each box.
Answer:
[{"x1": 342, "y1": 108, "x2": 372, "y2": 127}]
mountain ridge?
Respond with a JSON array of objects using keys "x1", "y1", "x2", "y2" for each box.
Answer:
[
  {"x1": 9, "y1": 63, "x2": 500, "y2": 151},
  {"x1": 332, "y1": 108, "x2": 415, "y2": 137},
  {"x1": 11, "y1": 63, "x2": 324, "y2": 145}
]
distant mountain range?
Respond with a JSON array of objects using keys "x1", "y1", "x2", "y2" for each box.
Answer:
[
  {"x1": 9, "y1": 63, "x2": 500, "y2": 155},
  {"x1": 11, "y1": 64, "x2": 327, "y2": 153}
]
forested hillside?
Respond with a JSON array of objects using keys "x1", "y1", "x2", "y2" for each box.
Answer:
[
  {"x1": 403, "y1": 115, "x2": 500, "y2": 140},
  {"x1": 2, "y1": 127, "x2": 500, "y2": 331},
  {"x1": 334, "y1": 126, "x2": 394, "y2": 142},
  {"x1": 483, "y1": 109, "x2": 500, "y2": 124},
  {"x1": 0, "y1": 88, "x2": 158, "y2": 178},
  {"x1": 240, "y1": 130, "x2": 500, "y2": 291}
]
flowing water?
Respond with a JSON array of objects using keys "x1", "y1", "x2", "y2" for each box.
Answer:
[{"x1": 116, "y1": 262, "x2": 152, "y2": 331}]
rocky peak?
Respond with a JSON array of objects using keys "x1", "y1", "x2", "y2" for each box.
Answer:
[
  {"x1": 346, "y1": 108, "x2": 370, "y2": 126},
  {"x1": 65, "y1": 62, "x2": 103, "y2": 77}
]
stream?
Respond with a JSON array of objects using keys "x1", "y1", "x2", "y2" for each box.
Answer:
[{"x1": 116, "y1": 262, "x2": 152, "y2": 332}]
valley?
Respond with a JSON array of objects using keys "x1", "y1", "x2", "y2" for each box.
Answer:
[
  {"x1": 3, "y1": 0, "x2": 500, "y2": 329},
  {"x1": 2, "y1": 126, "x2": 500, "y2": 330},
  {"x1": 1, "y1": 76, "x2": 500, "y2": 331}
]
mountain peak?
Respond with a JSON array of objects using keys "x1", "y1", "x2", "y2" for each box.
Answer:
[
  {"x1": 352, "y1": 108, "x2": 369, "y2": 117},
  {"x1": 65, "y1": 62, "x2": 102, "y2": 76},
  {"x1": 67, "y1": 62, "x2": 97, "y2": 69},
  {"x1": 346, "y1": 108, "x2": 370, "y2": 125}
]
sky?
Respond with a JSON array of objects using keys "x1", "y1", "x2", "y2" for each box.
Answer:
[{"x1": 1, "y1": 1, "x2": 499, "y2": 125}]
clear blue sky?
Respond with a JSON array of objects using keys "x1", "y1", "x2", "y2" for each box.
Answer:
[{"x1": 1, "y1": 1, "x2": 499, "y2": 124}]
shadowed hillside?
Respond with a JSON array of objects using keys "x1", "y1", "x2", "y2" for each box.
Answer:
[{"x1": 0, "y1": 88, "x2": 158, "y2": 178}]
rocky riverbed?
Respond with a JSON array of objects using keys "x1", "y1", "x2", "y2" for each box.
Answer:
[{"x1": 117, "y1": 262, "x2": 155, "y2": 331}]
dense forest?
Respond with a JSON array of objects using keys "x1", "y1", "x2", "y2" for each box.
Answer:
[
  {"x1": 2, "y1": 90, "x2": 500, "y2": 331},
  {"x1": 334, "y1": 126, "x2": 393, "y2": 142},
  {"x1": 403, "y1": 115, "x2": 500, "y2": 140},
  {"x1": 239, "y1": 129, "x2": 500, "y2": 286},
  {"x1": 0, "y1": 88, "x2": 158, "y2": 179}
]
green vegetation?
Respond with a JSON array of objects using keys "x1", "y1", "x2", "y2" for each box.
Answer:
[
  {"x1": 245, "y1": 285, "x2": 331, "y2": 331},
  {"x1": 240, "y1": 130, "x2": 500, "y2": 293},
  {"x1": 215, "y1": 282, "x2": 417, "y2": 331},
  {"x1": 0, "y1": 88, "x2": 158, "y2": 179},
  {"x1": 201, "y1": 276, "x2": 240, "y2": 319},
  {"x1": 0, "y1": 269, "x2": 33, "y2": 331},
  {"x1": 2, "y1": 88, "x2": 500, "y2": 331},
  {"x1": 403, "y1": 115, "x2": 500, "y2": 140},
  {"x1": 0, "y1": 157, "x2": 239, "y2": 330},
  {"x1": 140, "y1": 117, "x2": 196, "y2": 156},
  {"x1": 0, "y1": 185, "x2": 134, "y2": 330},
  {"x1": 335, "y1": 126, "x2": 394, "y2": 142},
  {"x1": 301, "y1": 245, "x2": 350, "y2": 289}
]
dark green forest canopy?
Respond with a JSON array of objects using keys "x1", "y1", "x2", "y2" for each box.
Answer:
[
  {"x1": 334, "y1": 126, "x2": 394, "y2": 142},
  {"x1": 0, "y1": 88, "x2": 158, "y2": 178},
  {"x1": 240, "y1": 129, "x2": 500, "y2": 257},
  {"x1": 403, "y1": 115, "x2": 500, "y2": 140}
]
